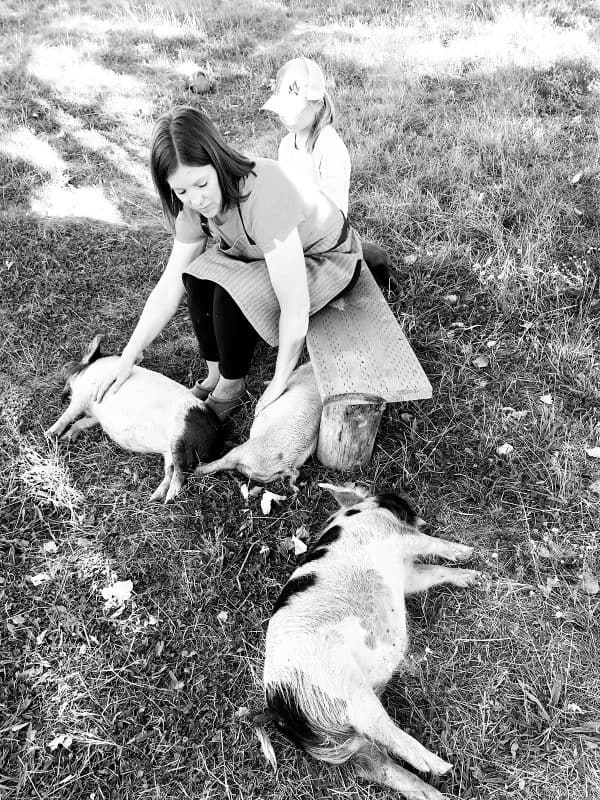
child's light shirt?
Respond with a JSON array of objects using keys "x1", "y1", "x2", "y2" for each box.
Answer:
[{"x1": 277, "y1": 125, "x2": 350, "y2": 215}]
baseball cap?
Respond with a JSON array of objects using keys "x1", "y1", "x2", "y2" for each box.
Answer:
[{"x1": 261, "y1": 57, "x2": 326, "y2": 115}]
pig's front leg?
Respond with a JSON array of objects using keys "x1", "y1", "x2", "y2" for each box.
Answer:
[
  {"x1": 405, "y1": 564, "x2": 481, "y2": 595},
  {"x1": 398, "y1": 533, "x2": 473, "y2": 563},
  {"x1": 61, "y1": 415, "x2": 99, "y2": 443},
  {"x1": 150, "y1": 453, "x2": 174, "y2": 503},
  {"x1": 165, "y1": 461, "x2": 185, "y2": 503},
  {"x1": 45, "y1": 402, "x2": 87, "y2": 439}
]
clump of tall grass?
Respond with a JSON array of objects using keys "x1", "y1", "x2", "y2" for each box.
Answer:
[{"x1": 18, "y1": 438, "x2": 84, "y2": 517}]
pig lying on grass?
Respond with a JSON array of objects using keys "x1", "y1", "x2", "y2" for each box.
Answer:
[
  {"x1": 196, "y1": 362, "x2": 322, "y2": 487},
  {"x1": 45, "y1": 335, "x2": 221, "y2": 503},
  {"x1": 255, "y1": 484, "x2": 480, "y2": 798}
]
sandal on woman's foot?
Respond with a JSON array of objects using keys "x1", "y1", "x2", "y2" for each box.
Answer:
[
  {"x1": 190, "y1": 381, "x2": 216, "y2": 400},
  {"x1": 205, "y1": 382, "x2": 247, "y2": 421}
]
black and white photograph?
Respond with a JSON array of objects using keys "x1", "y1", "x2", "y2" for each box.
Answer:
[{"x1": 1, "y1": 1, "x2": 599, "y2": 798}]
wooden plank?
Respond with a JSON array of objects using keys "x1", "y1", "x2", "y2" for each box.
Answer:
[
  {"x1": 317, "y1": 398, "x2": 385, "y2": 469},
  {"x1": 307, "y1": 267, "x2": 432, "y2": 403}
]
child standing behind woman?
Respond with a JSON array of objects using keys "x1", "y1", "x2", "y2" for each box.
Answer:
[{"x1": 262, "y1": 56, "x2": 393, "y2": 282}]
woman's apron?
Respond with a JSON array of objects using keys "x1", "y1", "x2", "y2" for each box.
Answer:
[{"x1": 182, "y1": 205, "x2": 362, "y2": 347}]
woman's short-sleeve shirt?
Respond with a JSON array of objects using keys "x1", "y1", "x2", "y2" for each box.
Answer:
[{"x1": 175, "y1": 157, "x2": 343, "y2": 254}]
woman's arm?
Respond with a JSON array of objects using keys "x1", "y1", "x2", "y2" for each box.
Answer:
[
  {"x1": 96, "y1": 237, "x2": 207, "y2": 400},
  {"x1": 255, "y1": 226, "x2": 309, "y2": 415}
]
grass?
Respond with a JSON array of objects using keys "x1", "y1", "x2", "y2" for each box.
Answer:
[{"x1": 1, "y1": 0, "x2": 600, "y2": 798}]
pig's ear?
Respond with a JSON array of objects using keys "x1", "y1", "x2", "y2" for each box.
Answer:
[
  {"x1": 318, "y1": 482, "x2": 370, "y2": 508},
  {"x1": 375, "y1": 492, "x2": 420, "y2": 527},
  {"x1": 81, "y1": 334, "x2": 105, "y2": 366}
]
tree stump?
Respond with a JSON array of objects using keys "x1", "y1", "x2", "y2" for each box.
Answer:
[{"x1": 317, "y1": 396, "x2": 386, "y2": 469}]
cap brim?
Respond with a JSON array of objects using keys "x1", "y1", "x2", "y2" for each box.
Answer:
[
  {"x1": 261, "y1": 94, "x2": 307, "y2": 116},
  {"x1": 261, "y1": 95, "x2": 283, "y2": 113}
]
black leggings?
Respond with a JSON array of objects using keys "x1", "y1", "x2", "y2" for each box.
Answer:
[
  {"x1": 183, "y1": 260, "x2": 362, "y2": 379},
  {"x1": 183, "y1": 275, "x2": 259, "y2": 379}
]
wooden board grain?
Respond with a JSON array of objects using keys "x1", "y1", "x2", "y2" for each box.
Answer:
[{"x1": 307, "y1": 267, "x2": 432, "y2": 403}]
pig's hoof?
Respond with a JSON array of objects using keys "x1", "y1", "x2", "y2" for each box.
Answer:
[
  {"x1": 406, "y1": 743, "x2": 452, "y2": 776},
  {"x1": 444, "y1": 543, "x2": 473, "y2": 562},
  {"x1": 287, "y1": 468, "x2": 300, "y2": 493},
  {"x1": 164, "y1": 487, "x2": 182, "y2": 504},
  {"x1": 422, "y1": 754, "x2": 452, "y2": 776},
  {"x1": 451, "y1": 568, "x2": 481, "y2": 588},
  {"x1": 415, "y1": 787, "x2": 446, "y2": 800}
]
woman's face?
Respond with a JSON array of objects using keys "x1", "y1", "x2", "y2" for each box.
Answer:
[{"x1": 167, "y1": 163, "x2": 222, "y2": 218}]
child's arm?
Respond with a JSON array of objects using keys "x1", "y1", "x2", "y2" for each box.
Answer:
[{"x1": 317, "y1": 132, "x2": 351, "y2": 215}]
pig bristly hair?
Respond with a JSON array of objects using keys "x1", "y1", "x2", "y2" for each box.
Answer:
[
  {"x1": 172, "y1": 404, "x2": 223, "y2": 472},
  {"x1": 264, "y1": 677, "x2": 364, "y2": 765}
]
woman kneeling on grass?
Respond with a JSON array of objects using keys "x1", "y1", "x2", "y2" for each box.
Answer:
[{"x1": 96, "y1": 105, "x2": 362, "y2": 420}]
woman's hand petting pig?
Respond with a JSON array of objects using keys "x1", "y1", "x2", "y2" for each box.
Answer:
[
  {"x1": 95, "y1": 354, "x2": 135, "y2": 402},
  {"x1": 254, "y1": 379, "x2": 287, "y2": 417}
]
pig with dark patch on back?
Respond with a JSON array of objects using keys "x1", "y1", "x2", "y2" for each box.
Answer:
[
  {"x1": 254, "y1": 483, "x2": 481, "y2": 798},
  {"x1": 45, "y1": 334, "x2": 222, "y2": 503},
  {"x1": 196, "y1": 361, "x2": 322, "y2": 486}
]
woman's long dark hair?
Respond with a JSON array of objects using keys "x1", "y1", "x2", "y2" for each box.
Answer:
[{"x1": 150, "y1": 105, "x2": 256, "y2": 229}]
